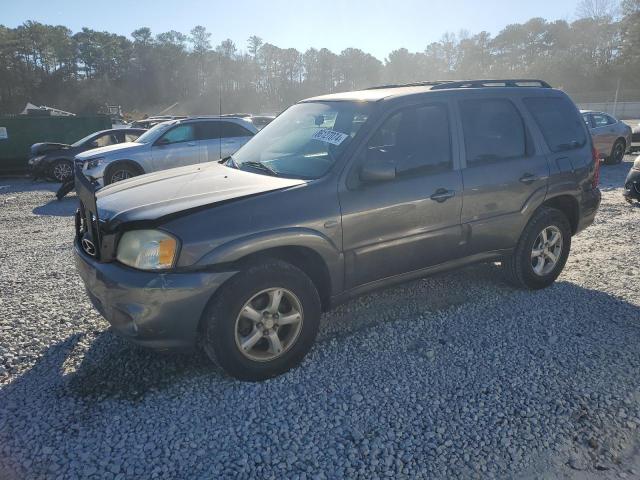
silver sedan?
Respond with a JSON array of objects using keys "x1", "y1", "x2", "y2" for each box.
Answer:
[{"x1": 581, "y1": 110, "x2": 632, "y2": 165}]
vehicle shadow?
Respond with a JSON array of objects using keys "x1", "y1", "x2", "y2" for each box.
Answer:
[
  {"x1": 598, "y1": 155, "x2": 636, "y2": 192},
  {"x1": 32, "y1": 195, "x2": 78, "y2": 217},
  {"x1": 67, "y1": 331, "x2": 218, "y2": 401}
]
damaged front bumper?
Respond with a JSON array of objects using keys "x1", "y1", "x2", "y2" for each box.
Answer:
[{"x1": 74, "y1": 242, "x2": 237, "y2": 349}]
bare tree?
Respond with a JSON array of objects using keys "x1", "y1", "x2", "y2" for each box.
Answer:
[{"x1": 576, "y1": 0, "x2": 619, "y2": 20}]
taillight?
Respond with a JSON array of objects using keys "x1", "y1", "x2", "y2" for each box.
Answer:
[{"x1": 592, "y1": 146, "x2": 600, "y2": 188}]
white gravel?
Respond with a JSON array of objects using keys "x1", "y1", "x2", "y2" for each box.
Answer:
[{"x1": 1, "y1": 157, "x2": 639, "y2": 479}]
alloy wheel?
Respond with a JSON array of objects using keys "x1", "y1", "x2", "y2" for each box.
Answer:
[
  {"x1": 234, "y1": 288, "x2": 304, "y2": 362},
  {"x1": 52, "y1": 162, "x2": 72, "y2": 182},
  {"x1": 531, "y1": 225, "x2": 563, "y2": 276},
  {"x1": 110, "y1": 170, "x2": 133, "y2": 183}
]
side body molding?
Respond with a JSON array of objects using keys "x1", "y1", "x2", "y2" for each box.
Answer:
[{"x1": 194, "y1": 228, "x2": 345, "y2": 295}]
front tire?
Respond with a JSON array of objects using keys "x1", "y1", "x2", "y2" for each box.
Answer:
[
  {"x1": 104, "y1": 163, "x2": 139, "y2": 185},
  {"x1": 50, "y1": 159, "x2": 73, "y2": 182},
  {"x1": 201, "y1": 260, "x2": 321, "y2": 381},
  {"x1": 503, "y1": 207, "x2": 571, "y2": 290}
]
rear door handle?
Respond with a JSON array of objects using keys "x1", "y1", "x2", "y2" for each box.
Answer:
[
  {"x1": 187, "y1": 141, "x2": 197, "y2": 146},
  {"x1": 430, "y1": 188, "x2": 455, "y2": 203},
  {"x1": 519, "y1": 173, "x2": 539, "y2": 184}
]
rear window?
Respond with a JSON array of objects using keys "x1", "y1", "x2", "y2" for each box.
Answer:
[
  {"x1": 523, "y1": 97, "x2": 587, "y2": 152},
  {"x1": 219, "y1": 122, "x2": 253, "y2": 138}
]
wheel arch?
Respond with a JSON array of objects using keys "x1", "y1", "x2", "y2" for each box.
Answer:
[
  {"x1": 541, "y1": 194, "x2": 579, "y2": 234},
  {"x1": 235, "y1": 246, "x2": 333, "y2": 311},
  {"x1": 104, "y1": 159, "x2": 145, "y2": 183},
  {"x1": 195, "y1": 230, "x2": 342, "y2": 312}
]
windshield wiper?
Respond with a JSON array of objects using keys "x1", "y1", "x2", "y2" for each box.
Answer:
[
  {"x1": 240, "y1": 160, "x2": 279, "y2": 176},
  {"x1": 220, "y1": 156, "x2": 236, "y2": 168}
]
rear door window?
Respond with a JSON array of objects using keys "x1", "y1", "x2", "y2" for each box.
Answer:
[
  {"x1": 196, "y1": 122, "x2": 221, "y2": 140},
  {"x1": 523, "y1": 97, "x2": 587, "y2": 152},
  {"x1": 460, "y1": 98, "x2": 526, "y2": 164},
  {"x1": 124, "y1": 132, "x2": 142, "y2": 142},
  {"x1": 219, "y1": 122, "x2": 253, "y2": 138}
]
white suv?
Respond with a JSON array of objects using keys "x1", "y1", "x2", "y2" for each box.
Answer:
[{"x1": 76, "y1": 117, "x2": 258, "y2": 185}]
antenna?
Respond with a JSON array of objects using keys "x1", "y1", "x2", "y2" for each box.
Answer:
[{"x1": 218, "y1": 54, "x2": 223, "y2": 160}]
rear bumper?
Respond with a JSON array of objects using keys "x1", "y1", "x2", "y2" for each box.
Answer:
[
  {"x1": 74, "y1": 242, "x2": 237, "y2": 349},
  {"x1": 576, "y1": 187, "x2": 601, "y2": 234}
]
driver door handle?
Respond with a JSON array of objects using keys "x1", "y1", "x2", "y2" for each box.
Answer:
[
  {"x1": 519, "y1": 173, "x2": 539, "y2": 184},
  {"x1": 430, "y1": 188, "x2": 456, "y2": 203}
]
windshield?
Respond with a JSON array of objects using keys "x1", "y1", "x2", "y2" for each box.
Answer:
[
  {"x1": 71, "y1": 131, "x2": 101, "y2": 147},
  {"x1": 134, "y1": 121, "x2": 176, "y2": 144},
  {"x1": 231, "y1": 101, "x2": 371, "y2": 179}
]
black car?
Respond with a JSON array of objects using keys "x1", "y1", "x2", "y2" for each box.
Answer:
[
  {"x1": 624, "y1": 154, "x2": 640, "y2": 203},
  {"x1": 28, "y1": 128, "x2": 147, "y2": 181}
]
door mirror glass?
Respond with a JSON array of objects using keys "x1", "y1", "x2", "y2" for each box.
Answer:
[{"x1": 360, "y1": 149, "x2": 396, "y2": 183}]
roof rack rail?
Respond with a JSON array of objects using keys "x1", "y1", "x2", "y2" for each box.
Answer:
[
  {"x1": 366, "y1": 81, "x2": 449, "y2": 90},
  {"x1": 430, "y1": 79, "x2": 551, "y2": 90},
  {"x1": 365, "y1": 79, "x2": 551, "y2": 91}
]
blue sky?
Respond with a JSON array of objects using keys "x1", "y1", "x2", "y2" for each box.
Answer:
[{"x1": 3, "y1": 0, "x2": 577, "y2": 60}]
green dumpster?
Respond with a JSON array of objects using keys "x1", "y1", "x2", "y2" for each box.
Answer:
[{"x1": 0, "y1": 115, "x2": 112, "y2": 175}]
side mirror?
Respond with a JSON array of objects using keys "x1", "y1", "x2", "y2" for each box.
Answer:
[
  {"x1": 156, "y1": 137, "x2": 170, "y2": 146},
  {"x1": 89, "y1": 141, "x2": 99, "y2": 148},
  {"x1": 359, "y1": 149, "x2": 396, "y2": 183}
]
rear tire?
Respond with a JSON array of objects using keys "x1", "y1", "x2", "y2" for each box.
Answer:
[
  {"x1": 503, "y1": 207, "x2": 571, "y2": 290},
  {"x1": 201, "y1": 260, "x2": 321, "y2": 381},
  {"x1": 604, "y1": 139, "x2": 625, "y2": 165}
]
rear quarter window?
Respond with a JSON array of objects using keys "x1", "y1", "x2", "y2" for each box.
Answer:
[{"x1": 523, "y1": 97, "x2": 587, "y2": 152}]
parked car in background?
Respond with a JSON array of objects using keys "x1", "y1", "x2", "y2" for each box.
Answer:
[
  {"x1": 249, "y1": 115, "x2": 276, "y2": 130},
  {"x1": 130, "y1": 116, "x2": 187, "y2": 129},
  {"x1": 629, "y1": 121, "x2": 640, "y2": 153},
  {"x1": 623, "y1": 154, "x2": 640, "y2": 203},
  {"x1": 581, "y1": 110, "x2": 632, "y2": 165},
  {"x1": 28, "y1": 128, "x2": 146, "y2": 181},
  {"x1": 76, "y1": 116, "x2": 258, "y2": 185},
  {"x1": 74, "y1": 79, "x2": 600, "y2": 380},
  {"x1": 220, "y1": 113, "x2": 276, "y2": 130}
]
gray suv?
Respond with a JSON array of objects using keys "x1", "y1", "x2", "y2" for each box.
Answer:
[
  {"x1": 74, "y1": 79, "x2": 601, "y2": 381},
  {"x1": 76, "y1": 117, "x2": 257, "y2": 186}
]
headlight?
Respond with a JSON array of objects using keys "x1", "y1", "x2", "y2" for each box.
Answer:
[
  {"x1": 29, "y1": 155, "x2": 45, "y2": 165},
  {"x1": 116, "y1": 230, "x2": 179, "y2": 270},
  {"x1": 85, "y1": 157, "x2": 104, "y2": 170}
]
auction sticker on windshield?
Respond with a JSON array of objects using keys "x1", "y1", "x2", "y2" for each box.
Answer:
[{"x1": 311, "y1": 129, "x2": 349, "y2": 146}]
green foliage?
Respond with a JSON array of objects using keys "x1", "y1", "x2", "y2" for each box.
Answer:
[{"x1": 0, "y1": 12, "x2": 638, "y2": 115}]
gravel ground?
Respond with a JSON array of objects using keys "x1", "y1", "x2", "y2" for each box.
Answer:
[{"x1": 1, "y1": 156, "x2": 639, "y2": 479}]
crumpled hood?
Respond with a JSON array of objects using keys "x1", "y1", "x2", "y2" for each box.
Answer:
[
  {"x1": 31, "y1": 142, "x2": 70, "y2": 155},
  {"x1": 76, "y1": 142, "x2": 144, "y2": 160},
  {"x1": 96, "y1": 162, "x2": 307, "y2": 228}
]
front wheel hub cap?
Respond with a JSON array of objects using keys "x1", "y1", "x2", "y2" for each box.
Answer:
[{"x1": 234, "y1": 287, "x2": 304, "y2": 362}]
